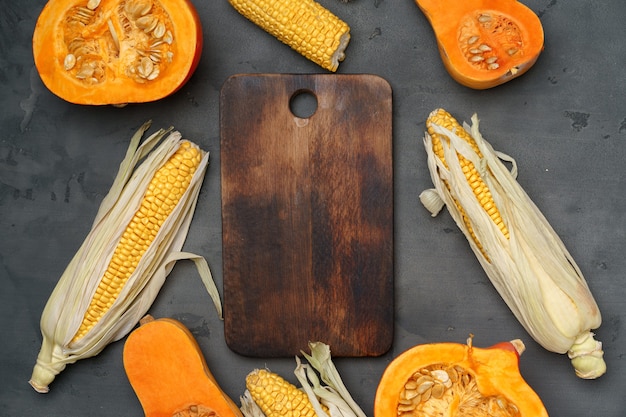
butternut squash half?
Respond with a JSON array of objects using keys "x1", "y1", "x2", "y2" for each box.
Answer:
[
  {"x1": 123, "y1": 316, "x2": 243, "y2": 417},
  {"x1": 374, "y1": 337, "x2": 548, "y2": 417},
  {"x1": 32, "y1": 0, "x2": 203, "y2": 105},
  {"x1": 415, "y1": 0, "x2": 544, "y2": 89}
]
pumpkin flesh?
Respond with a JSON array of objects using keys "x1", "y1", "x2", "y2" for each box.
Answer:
[
  {"x1": 415, "y1": 0, "x2": 544, "y2": 89},
  {"x1": 374, "y1": 339, "x2": 548, "y2": 417},
  {"x1": 123, "y1": 317, "x2": 243, "y2": 417},
  {"x1": 32, "y1": 0, "x2": 202, "y2": 105}
]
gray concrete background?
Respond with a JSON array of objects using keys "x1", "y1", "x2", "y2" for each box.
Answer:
[{"x1": 1, "y1": 0, "x2": 624, "y2": 415}]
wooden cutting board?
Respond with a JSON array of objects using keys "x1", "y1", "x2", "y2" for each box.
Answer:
[{"x1": 220, "y1": 74, "x2": 393, "y2": 357}]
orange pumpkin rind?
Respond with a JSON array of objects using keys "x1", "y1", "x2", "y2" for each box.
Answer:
[
  {"x1": 374, "y1": 336, "x2": 549, "y2": 417},
  {"x1": 32, "y1": 0, "x2": 203, "y2": 105},
  {"x1": 416, "y1": 0, "x2": 544, "y2": 89}
]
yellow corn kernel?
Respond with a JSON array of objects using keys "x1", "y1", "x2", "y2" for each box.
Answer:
[
  {"x1": 228, "y1": 0, "x2": 350, "y2": 72},
  {"x1": 426, "y1": 108, "x2": 509, "y2": 257},
  {"x1": 71, "y1": 141, "x2": 202, "y2": 343},
  {"x1": 246, "y1": 369, "x2": 326, "y2": 417},
  {"x1": 420, "y1": 109, "x2": 606, "y2": 379}
]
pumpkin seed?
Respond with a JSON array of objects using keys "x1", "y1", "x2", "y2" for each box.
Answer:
[
  {"x1": 417, "y1": 380, "x2": 434, "y2": 394},
  {"x1": 478, "y1": 44, "x2": 492, "y2": 52},
  {"x1": 467, "y1": 35, "x2": 479, "y2": 45},
  {"x1": 87, "y1": 0, "x2": 101, "y2": 10},
  {"x1": 75, "y1": 64, "x2": 95, "y2": 79},
  {"x1": 125, "y1": 0, "x2": 153, "y2": 19},
  {"x1": 446, "y1": 366, "x2": 458, "y2": 383},
  {"x1": 136, "y1": 15, "x2": 158, "y2": 32},
  {"x1": 430, "y1": 383, "x2": 445, "y2": 399},
  {"x1": 496, "y1": 396, "x2": 509, "y2": 410},
  {"x1": 403, "y1": 389, "x2": 420, "y2": 400},
  {"x1": 153, "y1": 21, "x2": 166, "y2": 38},
  {"x1": 404, "y1": 380, "x2": 418, "y2": 390},
  {"x1": 430, "y1": 369, "x2": 450, "y2": 386},
  {"x1": 108, "y1": 19, "x2": 120, "y2": 51},
  {"x1": 64, "y1": 54, "x2": 77, "y2": 70},
  {"x1": 488, "y1": 63, "x2": 500, "y2": 70},
  {"x1": 478, "y1": 13, "x2": 492, "y2": 23},
  {"x1": 146, "y1": 66, "x2": 160, "y2": 81},
  {"x1": 415, "y1": 375, "x2": 433, "y2": 386},
  {"x1": 397, "y1": 403, "x2": 415, "y2": 413},
  {"x1": 137, "y1": 57, "x2": 154, "y2": 79},
  {"x1": 163, "y1": 30, "x2": 174, "y2": 44}
]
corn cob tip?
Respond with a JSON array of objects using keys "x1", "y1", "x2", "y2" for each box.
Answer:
[
  {"x1": 29, "y1": 338, "x2": 67, "y2": 393},
  {"x1": 568, "y1": 331, "x2": 606, "y2": 379}
]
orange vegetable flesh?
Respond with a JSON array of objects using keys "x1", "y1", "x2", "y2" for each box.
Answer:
[
  {"x1": 374, "y1": 338, "x2": 549, "y2": 417},
  {"x1": 123, "y1": 317, "x2": 243, "y2": 417},
  {"x1": 32, "y1": 0, "x2": 203, "y2": 105},
  {"x1": 415, "y1": 0, "x2": 544, "y2": 89}
]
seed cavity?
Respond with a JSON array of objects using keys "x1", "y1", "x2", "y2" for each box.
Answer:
[
  {"x1": 397, "y1": 363, "x2": 521, "y2": 416},
  {"x1": 62, "y1": 0, "x2": 175, "y2": 84},
  {"x1": 459, "y1": 11, "x2": 524, "y2": 72}
]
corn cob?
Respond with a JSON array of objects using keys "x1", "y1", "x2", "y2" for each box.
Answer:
[
  {"x1": 245, "y1": 369, "x2": 328, "y2": 417},
  {"x1": 228, "y1": 0, "x2": 350, "y2": 72},
  {"x1": 419, "y1": 108, "x2": 606, "y2": 379},
  {"x1": 29, "y1": 122, "x2": 222, "y2": 393}
]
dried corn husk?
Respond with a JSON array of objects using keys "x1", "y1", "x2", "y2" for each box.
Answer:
[
  {"x1": 419, "y1": 112, "x2": 606, "y2": 379},
  {"x1": 295, "y1": 342, "x2": 367, "y2": 417},
  {"x1": 29, "y1": 122, "x2": 222, "y2": 393}
]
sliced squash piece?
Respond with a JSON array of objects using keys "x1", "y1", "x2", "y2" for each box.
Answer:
[
  {"x1": 123, "y1": 316, "x2": 243, "y2": 417},
  {"x1": 415, "y1": 0, "x2": 544, "y2": 89}
]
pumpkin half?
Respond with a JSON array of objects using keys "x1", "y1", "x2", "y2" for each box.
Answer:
[
  {"x1": 123, "y1": 316, "x2": 243, "y2": 417},
  {"x1": 32, "y1": 0, "x2": 202, "y2": 105},
  {"x1": 374, "y1": 337, "x2": 548, "y2": 417},
  {"x1": 415, "y1": 0, "x2": 544, "y2": 89}
]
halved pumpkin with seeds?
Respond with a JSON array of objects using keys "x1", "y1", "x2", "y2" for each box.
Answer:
[
  {"x1": 374, "y1": 336, "x2": 549, "y2": 417},
  {"x1": 32, "y1": 0, "x2": 202, "y2": 105},
  {"x1": 415, "y1": 0, "x2": 544, "y2": 89}
]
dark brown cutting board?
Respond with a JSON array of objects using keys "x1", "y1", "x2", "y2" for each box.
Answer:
[{"x1": 220, "y1": 74, "x2": 393, "y2": 357}]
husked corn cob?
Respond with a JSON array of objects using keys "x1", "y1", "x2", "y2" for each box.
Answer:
[
  {"x1": 29, "y1": 123, "x2": 222, "y2": 393},
  {"x1": 71, "y1": 141, "x2": 201, "y2": 342},
  {"x1": 419, "y1": 108, "x2": 606, "y2": 379},
  {"x1": 426, "y1": 109, "x2": 508, "y2": 258},
  {"x1": 228, "y1": 0, "x2": 350, "y2": 72},
  {"x1": 246, "y1": 369, "x2": 327, "y2": 417}
]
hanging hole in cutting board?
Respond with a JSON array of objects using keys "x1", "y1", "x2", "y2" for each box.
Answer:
[{"x1": 289, "y1": 89, "x2": 318, "y2": 119}]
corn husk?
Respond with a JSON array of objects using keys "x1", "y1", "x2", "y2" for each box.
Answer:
[
  {"x1": 29, "y1": 122, "x2": 222, "y2": 393},
  {"x1": 295, "y1": 342, "x2": 367, "y2": 417},
  {"x1": 419, "y1": 111, "x2": 606, "y2": 379}
]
